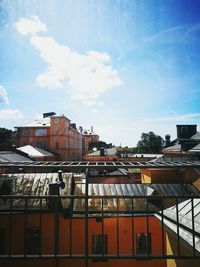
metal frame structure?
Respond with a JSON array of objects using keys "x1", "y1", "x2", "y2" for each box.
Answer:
[{"x1": 1, "y1": 160, "x2": 200, "y2": 172}]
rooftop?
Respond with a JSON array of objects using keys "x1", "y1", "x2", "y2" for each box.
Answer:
[
  {"x1": 17, "y1": 145, "x2": 55, "y2": 158},
  {"x1": 15, "y1": 117, "x2": 51, "y2": 128},
  {"x1": 0, "y1": 151, "x2": 32, "y2": 162}
]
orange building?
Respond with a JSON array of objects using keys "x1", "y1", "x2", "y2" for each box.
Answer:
[{"x1": 15, "y1": 113, "x2": 99, "y2": 161}]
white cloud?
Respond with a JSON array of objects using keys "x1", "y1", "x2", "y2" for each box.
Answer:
[
  {"x1": 15, "y1": 16, "x2": 47, "y2": 36},
  {"x1": 0, "y1": 109, "x2": 23, "y2": 120},
  {"x1": 15, "y1": 16, "x2": 123, "y2": 105},
  {"x1": 0, "y1": 85, "x2": 9, "y2": 104}
]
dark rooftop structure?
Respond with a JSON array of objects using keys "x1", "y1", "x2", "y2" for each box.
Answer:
[{"x1": 163, "y1": 125, "x2": 200, "y2": 159}]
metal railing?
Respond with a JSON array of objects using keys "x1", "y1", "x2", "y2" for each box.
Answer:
[{"x1": 0, "y1": 195, "x2": 200, "y2": 261}]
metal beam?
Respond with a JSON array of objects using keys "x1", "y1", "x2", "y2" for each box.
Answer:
[{"x1": 0, "y1": 160, "x2": 200, "y2": 172}]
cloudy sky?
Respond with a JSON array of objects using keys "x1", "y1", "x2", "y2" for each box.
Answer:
[{"x1": 1, "y1": 0, "x2": 200, "y2": 146}]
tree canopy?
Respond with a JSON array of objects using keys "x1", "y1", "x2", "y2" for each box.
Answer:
[
  {"x1": 136, "y1": 131, "x2": 164, "y2": 153},
  {"x1": 0, "y1": 127, "x2": 16, "y2": 150}
]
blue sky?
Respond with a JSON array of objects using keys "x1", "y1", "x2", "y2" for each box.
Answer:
[{"x1": 1, "y1": 0, "x2": 200, "y2": 146}]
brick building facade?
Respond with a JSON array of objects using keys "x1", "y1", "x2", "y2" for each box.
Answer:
[{"x1": 15, "y1": 113, "x2": 98, "y2": 161}]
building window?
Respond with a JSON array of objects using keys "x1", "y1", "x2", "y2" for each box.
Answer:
[
  {"x1": 181, "y1": 127, "x2": 188, "y2": 133},
  {"x1": 0, "y1": 229, "x2": 6, "y2": 255},
  {"x1": 54, "y1": 130, "x2": 60, "y2": 135},
  {"x1": 25, "y1": 227, "x2": 41, "y2": 255},
  {"x1": 136, "y1": 233, "x2": 151, "y2": 254},
  {"x1": 20, "y1": 130, "x2": 29, "y2": 136},
  {"x1": 134, "y1": 172, "x2": 141, "y2": 182},
  {"x1": 35, "y1": 129, "x2": 47, "y2": 136},
  {"x1": 55, "y1": 142, "x2": 59, "y2": 150},
  {"x1": 41, "y1": 141, "x2": 46, "y2": 149},
  {"x1": 92, "y1": 234, "x2": 108, "y2": 255}
]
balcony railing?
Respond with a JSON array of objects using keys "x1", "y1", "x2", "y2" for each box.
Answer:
[{"x1": 0, "y1": 195, "x2": 200, "y2": 261}]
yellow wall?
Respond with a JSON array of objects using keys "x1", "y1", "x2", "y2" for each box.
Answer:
[
  {"x1": 166, "y1": 231, "x2": 200, "y2": 267},
  {"x1": 141, "y1": 169, "x2": 181, "y2": 184},
  {"x1": 141, "y1": 167, "x2": 200, "y2": 187}
]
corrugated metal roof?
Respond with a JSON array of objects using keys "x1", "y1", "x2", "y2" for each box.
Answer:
[
  {"x1": 73, "y1": 183, "x2": 199, "y2": 212},
  {"x1": 74, "y1": 183, "x2": 199, "y2": 197},
  {"x1": 156, "y1": 198, "x2": 200, "y2": 252},
  {"x1": 17, "y1": 145, "x2": 54, "y2": 158},
  {"x1": 0, "y1": 151, "x2": 32, "y2": 162},
  {"x1": 0, "y1": 172, "x2": 72, "y2": 208}
]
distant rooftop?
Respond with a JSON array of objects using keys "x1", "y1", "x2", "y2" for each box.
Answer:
[
  {"x1": 0, "y1": 151, "x2": 32, "y2": 162},
  {"x1": 86, "y1": 147, "x2": 118, "y2": 156},
  {"x1": 15, "y1": 117, "x2": 51, "y2": 128},
  {"x1": 17, "y1": 145, "x2": 55, "y2": 158}
]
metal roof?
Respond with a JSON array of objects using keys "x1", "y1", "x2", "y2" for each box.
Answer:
[
  {"x1": 75, "y1": 183, "x2": 199, "y2": 197},
  {"x1": 191, "y1": 132, "x2": 200, "y2": 140},
  {"x1": 73, "y1": 183, "x2": 199, "y2": 212},
  {"x1": 1, "y1": 160, "x2": 200, "y2": 171},
  {"x1": 86, "y1": 147, "x2": 118, "y2": 156},
  {"x1": 156, "y1": 198, "x2": 200, "y2": 252},
  {"x1": 0, "y1": 172, "x2": 72, "y2": 209},
  {"x1": 17, "y1": 145, "x2": 55, "y2": 158},
  {"x1": 189, "y1": 143, "x2": 200, "y2": 153},
  {"x1": 162, "y1": 143, "x2": 182, "y2": 152},
  {"x1": 15, "y1": 117, "x2": 50, "y2": 128},
  {"x1": 0, "y1": 151, "x2": 32, "y2": 162}
]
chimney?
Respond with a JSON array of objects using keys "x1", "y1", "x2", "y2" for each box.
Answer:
[
  {"x1": 165, "y1": 134, "x2": 171, "y2": 147},
  {"x1": 43, "y1": 112, "x2": 56, "y2": 118},
  {"x1": 176, "y1": 125, "x2": 197, "y2": 139},
  {"x1": 91, "y1": 126, "x2": 94, "y2": 133},
  {"x1": 100, "y1": 146, "x2": 105, "y2": 156}
]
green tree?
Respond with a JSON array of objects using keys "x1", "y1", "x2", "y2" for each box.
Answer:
[
  {"x1": 137, "y1": 131, "x2": 164, "y2": 153},
  {"x1": 0, "y1": 127, "x2": 16, "y2": 150}
]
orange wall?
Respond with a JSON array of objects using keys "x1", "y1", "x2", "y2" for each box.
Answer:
[
  {"x1": 17, "y1": 127, "x2": 51, "y2": 148},
  {"x1": 0, "y1": 213, "x2": 167, "y2": 267}
]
